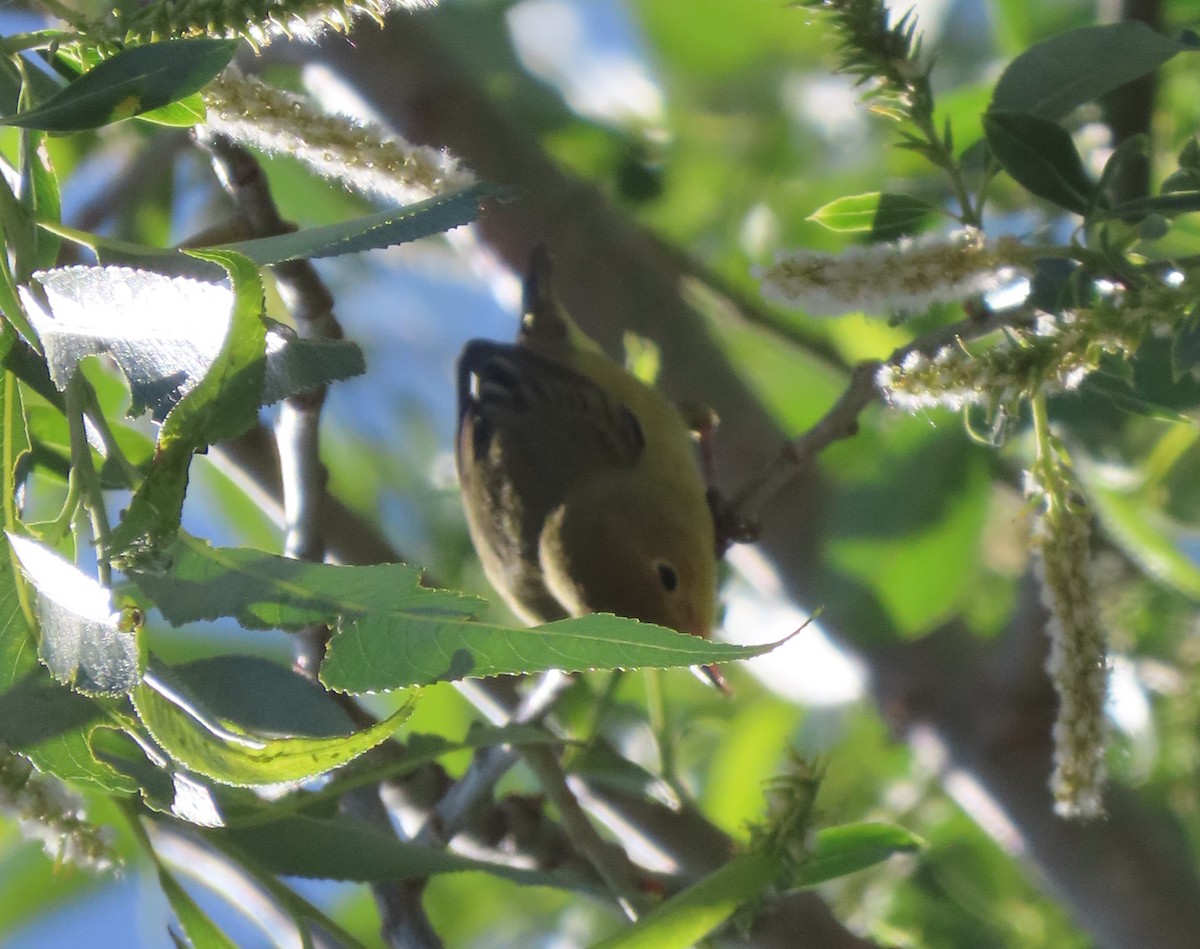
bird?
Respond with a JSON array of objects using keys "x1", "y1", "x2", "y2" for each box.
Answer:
[{"x1": 455, "y1": 248, "x2": 724, "y2": 688}]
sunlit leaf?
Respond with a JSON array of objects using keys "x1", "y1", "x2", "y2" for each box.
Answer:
[
  {"x1": 138, "y1": 92, "x2": 206, "y2": 128},
  {"x1": 991, "y1": 22, "x2": 1190, "y2": 120},
  {"x1": 23, "y1": 266, "x2": 364, "y2": 416},
  {"x1": 807, "y1": 192, "x2": 936, "y2": 239},
  {"x1": 8, "y1": 533, "x2": 142, "y2": 696},
  {"x1": 796, "y1": 821, "x2": 925, "y2": 886},
  {"x1": 106, "y1": 253, "x2": 267, "y2": 560},
  {"x1": 132, "y1": 666, "x2": 416, "y2": 786},
  {"x1": 222, "y1": 185, "x2": 491, "y2": 264}
]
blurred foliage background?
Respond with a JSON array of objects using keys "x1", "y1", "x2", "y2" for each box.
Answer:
[{"x1": 4, "y1": 0, "x2": 1200, "y2": 947}]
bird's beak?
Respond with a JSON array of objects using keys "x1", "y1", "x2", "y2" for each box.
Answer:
[
  {"x1": 682, "y1": 616, "x2": 730, "y2": 693},
  {"x1": 695, "y1": 663, "x2": 730, "y2": 693}
]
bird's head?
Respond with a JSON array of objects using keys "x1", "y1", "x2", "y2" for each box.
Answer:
[{"x1": 537, "y1": 475, "x2": 717, "y2": 640}]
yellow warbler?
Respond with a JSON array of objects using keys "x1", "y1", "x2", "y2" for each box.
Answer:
[{"x1": 456, "y1": 249, "x2": 723, "y2": 687}]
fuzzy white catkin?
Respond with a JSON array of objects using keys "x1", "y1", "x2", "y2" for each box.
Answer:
[
  {"x1": 203, "y1": 70, "x2": 476, "y2": 205},
  {"x1": 756, "y1": 227, "x2": 1026, "y2": 318},
  {"x1": 1, "y1": 756, "x2": 115, "y2": 870},
  {"x1": 110, "y1": 1, "x2": 437, "y2": 46},
  {"x1": 1031, "y1": 491, "x2": 1109, "y2": 819}
]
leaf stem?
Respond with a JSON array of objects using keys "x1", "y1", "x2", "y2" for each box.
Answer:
[
  {"x1": 520, "y1": 743, "x2": 646, "y2": 920},
  {"x1": 36, "y1": 465, "x2": 82, "y2": 544},
  {"x1": 80, "y1": 377, "x2": 143, "y2": 489},
  {"x1": 0, "y1": 30, "x2": 75, "y2": 55},
  {"x1": 2, "y1": 371, "x2": 36, "y2": 629},
  {"x1": 1140, "y1": 421, "x2": 1200, "y2": 493},
  {"x1": 643, "y1": 668, "x2": 677, "y2": 786},
  {"x1": 65, "y1": 372, "x2": 112, "y2": 585}
]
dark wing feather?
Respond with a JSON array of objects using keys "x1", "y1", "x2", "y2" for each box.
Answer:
[
  {"x1": 457, "y1": 340, "x2": 643, "y2": 482},
  {"x1": 455, "y1": 340, "x2": 644, "y2": 622}
]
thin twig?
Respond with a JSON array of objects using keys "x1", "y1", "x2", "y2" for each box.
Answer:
[
  {"x1": 722, "y1": 360, "x2": 881, "y2": 542},
  {"x1": 721, "y1": 303, "x2": 1041, "y2": 543},
  {"x1": 415, "y1": 672, "x2": 571, "y2": 848},
  {"x1": 521, "y1": 744, "x2": 645, "y2": 920}
]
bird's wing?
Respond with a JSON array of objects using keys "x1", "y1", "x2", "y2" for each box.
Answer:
[
  {"x1": 457, "y1": 340, "x2": 645, "y2": 481},
  {"x1": 456, "y1": 340, "x2": 645, "y2": 623}
]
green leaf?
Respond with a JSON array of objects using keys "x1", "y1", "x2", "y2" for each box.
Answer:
[
  {"x1": 20, "y1": 712, "x2": 141, "y2": 794},
  {"x1": 589, "y1": 852, "x2": 780, "y2": 949},
  {"x1": 38, "y1": 186, "x2": 486, "y2": 269},
  {"x1": 1081, "y1": 463, "x2": 1200, "y2": 600},
  {"x1": 2, "y1": 39, "x2": 237, "y2": 132},
  {"x1": 206, "y1": 813, "x2": 594, "y2": 890},
  {"x1": 138, "y1": 92, "x2": 206, "y2": 128},
  {"x1": 984, "y1": 110, "x2": 1095, "y2": 214},
  {"x1": 258, "y1": 335, "x2": 366, "y2": 404},
  {"x1": 126, "y1": 536, "x2": 778, "y2": 691},
  {"x1": 991, "y1": 22, "x2": 1188, "y2": 120},
  {"x1": 221, "y1": 185, "x2": 492, "y2": 264},
  {"x1": 149, "y1": 851, "x2": 240, "y2": 949},
  {"x1": 589, "y1": 821, "x2": 921, "y2": 949},
  {"x1": 0, "y1": 381, "x2": 35, "y2": 687},
  {"x1": 19, "y1": 131, "x2": 61, "y2": 272},
  {"x1": 0, "y1": 669, "x2": 104, "y2": 750},
  {"x1": 322, "y1": 612, "x2": 789, "y2": 692},
  {"x1": 1104, "y1": 191, "x2": 1200, "y2": 219},
  {"x1": 807, "y1": 192, "x2": 936, "y2": 240},
  {"x1": 0, "y1": 55, "x2": 23, "y2": 116},
  {"x1": 1073, "y1": 371, "x2": 1193, "y2": 422},
  {"x1": 8, "y1": 533, "x2": 143, "y2": 696},
  {"x1": 210, "y1": 723, "x2": 565, "y2": 825},
  {"x1": 796, "y1": 821, "x2": 925, "y2": 886},
  {"x1": 107, "y1": 253, "x2": 267, "y2": 561},
  {"x1": 164, "y1": 250, "x2": 266, "y2": 449},
  {"x1": 128, "y1": 534, "x2": 479, "y2": 630},
  {"x1": 132, "y1": 667, "x2": 416, "y2": 786},
  {"x1": 0, "y1": 166, "x2": 36, "y2": 284},
  {"x1": 163, "y1": 655, "x2": 358, "y2": 737}
]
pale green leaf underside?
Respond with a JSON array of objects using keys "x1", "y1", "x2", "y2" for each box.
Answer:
[{"x1": 321, "y1": 613, "x2": 787, "y2": 692}]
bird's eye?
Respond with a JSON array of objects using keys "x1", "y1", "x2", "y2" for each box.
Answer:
[{"x1": 656, "y1": 562, "x2": 679, "y2": 592}]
